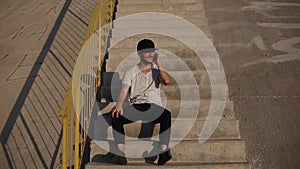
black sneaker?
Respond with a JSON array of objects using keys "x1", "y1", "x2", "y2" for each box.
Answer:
[
  {"x1": 158, "y1": 149, "x2": 172, "y2": 165},
  {"x1": 143, "y1": 155, "x2": 158, "y2": 164},
  {"x1": 110, "y1": 152, "x2": 127, "y2": 165},
  {"x1": 142, "y1": 150, "x2": 158, "y2": 164}
]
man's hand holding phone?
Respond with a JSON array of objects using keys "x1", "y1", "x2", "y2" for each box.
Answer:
[{"x1": 153, "y1": 53, "x2": 161, "y2": 66}]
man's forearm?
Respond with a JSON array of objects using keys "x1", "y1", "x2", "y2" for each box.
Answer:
[
  {"x1": 116, "y1": 84, "x2": 130, "y2": 107},
  {"x1": 157, "y1": 63, "x2": 171, "y2": 85},
  {"x1": 117, "y1": 95, "x2": 125, "y2": 107},
  {"x1": 159, "y1": 70, "x2": 171, "y2": 85}
]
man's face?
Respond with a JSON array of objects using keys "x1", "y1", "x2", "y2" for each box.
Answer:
[{"x1": 140, "y1": 51, "x2": 156, "y2": 64}]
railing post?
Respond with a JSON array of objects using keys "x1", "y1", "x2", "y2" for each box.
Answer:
[
  {"x1": 74, "y1": 115, "x2": 80, "y2": 169},
  {"x1": 60, "y1": 81, "x2": 73, "y2": 169},
  {"x1": 98, "y1": 7, "x2": 103, "y2": 88},
  {"x1": 62, "y1": 115, "x2": 69, "y2": 169}
]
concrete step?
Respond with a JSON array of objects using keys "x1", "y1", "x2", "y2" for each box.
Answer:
[
  {"x1": 106, "y1": 55, "x2": 226, "y2": 78},
  {"x1": 102, "y1": 70, "x2": 225, "y2": 92},
  {"x1": 118, "y1": 0, "x2": 198, "y2": 4},
  {"x1": 113, "y1": 19, "x2": 209, "y2": 32},
  {"x1": 106, "y1": 58, "x2": 206, "y2": 72},
  {"x1": 116, "y1": 11, "x2": 206, "y2": 19},
  {"x1": 117, "y1": 3, "x2": 204, "y2": 13},
  {"x1": 90, "y1": 140, "x2": 247, "y2": 163},
  {"x1": 86, "y1": 162, "x2": 251, "y2": 169},
  {"x1": 109, "y1": 35, "x2": 212, "y2": 48},
  {"x1": 109, "y1": 36, "x2": 190, "y2": 48},
  {"x1": 168, "y1": 71, "x2": 225, "y2": 86},
  {"x1": 92, "y1": 118, "x2": 240, "y2": 141},
  {"x1": 102, "y1": 83, "x2": 227, "y2": 101},
  {"x1": 106, "y1": 49, "x2": 221, "y2": 72},
  {"x1": 111, "y1": 28, "x2": 213, "y2": 39},
  {"x1": 106, "y1": 59, "x2": 208, "y2": 72},
  {"x1": 113, "y1": 18, "x2": 209, "y2": 28},
  {"x1": 110, "y1": 27, "x2": 213, "y2": 40},
  {"x1": 110, "y1": 32, "x2": 211, "y2": 38},
  {"x1": 107, "y1": 47, "x2": 213, "y2": 61},
  {"x1": 161, "y1": 84, "x2": 227, "y2": 100},
  {"x1": 109, "y1": 70, "x2": 224, "y2": 86},
  {"x1": 97, "y1": 100, "x2": 235, "y2": 120}
]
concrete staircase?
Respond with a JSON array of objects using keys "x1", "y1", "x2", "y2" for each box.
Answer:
[{"x1": 86, "y1": 0, "x2": 250, "y2": 168}]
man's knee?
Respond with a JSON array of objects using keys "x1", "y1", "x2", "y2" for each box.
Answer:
[{"x1": 162, "y1": 109, "x2": 171, "y2": 120}]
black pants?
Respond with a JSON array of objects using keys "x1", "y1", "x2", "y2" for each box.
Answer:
[{"x1": 112, "y1": 103, "x2": 171, "y2": 146}]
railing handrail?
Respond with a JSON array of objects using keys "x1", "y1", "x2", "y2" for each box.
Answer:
[{"x1": 59, "y1": 0, "x2": 116, "y2": 168}]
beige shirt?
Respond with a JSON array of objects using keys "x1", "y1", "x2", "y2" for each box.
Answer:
[{"x1": 122, "y1": 64, "x2": 162, "y2": 106}]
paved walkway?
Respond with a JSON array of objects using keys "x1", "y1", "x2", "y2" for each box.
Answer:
[
  {"x1": 0, "y1": 0, "x2": 96, "y2": 168},
  {"x1": 203, "y1": 0, "x2": 300, "y2": 168}
]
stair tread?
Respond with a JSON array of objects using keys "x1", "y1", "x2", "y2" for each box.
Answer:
[
  {"x1": 90, "y1": 139, "x2": 246, "y2": 162},
  {"x1": 101, "y1": 70, "x2": 225, "y2": 85},
  {"x1": 89, "y1": 161, "x2": 250, "y2": 165},
  {"x1": 93, "y1": 139, "x2": 246, "y2": 143},
  {"x1": 118, "y1": 0, "x2": 198, "y2": 4},
  {"x1": 116, "y1": 11, "x2": 207, "y2": 19},
  {"x1": 112, "y1": 18, "x2": 208, "y2": 27},
  {"x1": 86, "y1": 161, "x2": 251, "y2": 169},
  {"x1": 96, "y1": 99, "x2": 235, "y2": 120},
  {"x1": 101, "y1": 85, "x2": 227, "y2": 100},
  {"x1": 107, "y1": 47, "x2": 213, "y2": 62},
  {"x1": 108, "y1": 31, "x2": 214, "y2": 45},
  {"x1": 117, "y1": 4, "x2": 205, "y2": 13},
  {"x1": 92, "y1": 117, "x2": 240, "y2": 141}
]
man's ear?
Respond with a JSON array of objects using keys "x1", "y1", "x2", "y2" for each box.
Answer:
[
  {"x1": 137, "y1": 51, "x2": 142, "y2": 56},
  {"x1": 137, "y1": 51, "x2": 143, "y2": 60}
]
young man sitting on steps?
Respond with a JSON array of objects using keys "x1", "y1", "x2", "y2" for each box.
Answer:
[{"x1": 110, "y1": 39, "x2": 172, "y2": 165}]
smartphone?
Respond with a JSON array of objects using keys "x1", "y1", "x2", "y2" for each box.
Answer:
[{"x1": 153, "y1": 53, "x2": 158, "y2": 62}]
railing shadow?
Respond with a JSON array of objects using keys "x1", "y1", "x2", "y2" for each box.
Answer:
[{"x1": 0, "y1": 0, "x2": 97, "y2": 168}]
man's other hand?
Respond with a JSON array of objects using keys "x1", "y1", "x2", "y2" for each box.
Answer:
[{"x1": 111, "y1": 106, "x2": 124, "y2": 118}]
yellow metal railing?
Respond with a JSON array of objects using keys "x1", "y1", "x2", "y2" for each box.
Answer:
[{"x1": 59, "y1": 0, "x2": 116, "y2": 168}]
